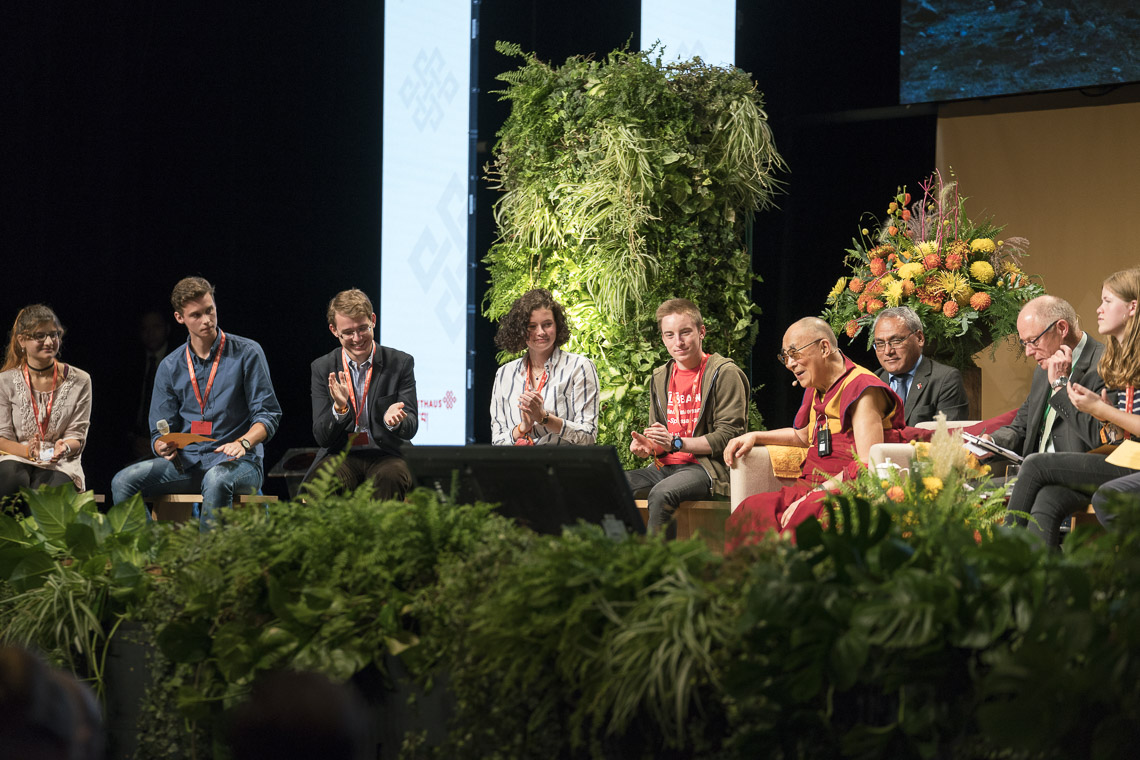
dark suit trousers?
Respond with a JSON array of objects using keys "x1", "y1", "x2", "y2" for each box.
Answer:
[
  {"x1": 1006, "y1": 452, "x2": 1131, "y2": 547},
  {"x1": 309, "y1": 450, "x2": 412, "y2": 501}
]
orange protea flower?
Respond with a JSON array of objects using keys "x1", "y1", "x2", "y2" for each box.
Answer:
[
  {"x1": 849, "y1": 278, "x2": 865, "y2": 294},
  {"x1": 946, "y1": 239, "x2": 970, "y2": 259},
  {"x1": 866, "y1": 279, "x2": 883, "y2": 296},
  {"x1": 869, "y1": 258, "x2": 887, "y2": 277},
  {"x1": 901, "y1": 279, "x2": 916, "y2": 296},
  {"x1": 867, "y1": 298, "x2": 885, "y2": 313},
  {"x1": 943, "y1": 300, "x2": 959, "y2": 317},
  {"x1": 886, "y1": 486, "x2": 906, "y2": 503},
  {"x1": 944, "y1": 252, "x2": 964, "y2": 271},
  {"x1": 923, "y1": 253, "x2": 942, "y2": 270},
  {"x1": 971, "y1": 292, "x2": 993, "y2": 310},
  {"x1": 845, "y1": 320, "x2": 859, "y2": 338}
]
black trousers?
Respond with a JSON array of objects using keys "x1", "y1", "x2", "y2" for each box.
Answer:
[
  {"x1": 0, "y1": 460, "x2": 74, "y2": 513},
  {"x1": 307, "y1": 450, "x2": 412, "y2": 501}
]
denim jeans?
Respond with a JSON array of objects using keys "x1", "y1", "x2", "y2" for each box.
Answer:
[{"x1": 111, "y1": 456, "x2": 263, "y2": 532}]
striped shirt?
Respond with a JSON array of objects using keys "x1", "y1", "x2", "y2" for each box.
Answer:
[{"x1": 490, "y1": 348, "x2": 600, "y2": 445}]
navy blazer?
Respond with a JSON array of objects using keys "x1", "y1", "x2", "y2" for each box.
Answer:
[
  {"x1": 991, "y1": 335, "x2": 1106, "y2": 458},
  {"x1": 306, "y1": 344, "x2": 418, "y2": 478},
  {"x1": 876, "y1": 355, "x2": 970, "y2": 426}
]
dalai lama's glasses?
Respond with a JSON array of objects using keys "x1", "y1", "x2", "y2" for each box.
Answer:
[{"x1": 777, "y1": 338, "x2": 824, "y2": 366}]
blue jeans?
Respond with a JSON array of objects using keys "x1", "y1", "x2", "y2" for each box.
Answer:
[{"x1": 111, "y1": 456, "x2": 263, "y2": 532}]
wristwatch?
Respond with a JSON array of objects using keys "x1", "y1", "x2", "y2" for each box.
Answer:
[
  {"x1": 671, "y1": 435, "x2": 684, "y2": 452},
  {"x1": 239, "y1": 438, "x2": 252, "y2": 453},
  {"x1": 1050, "y1": 376, "x2": 1069, "y2": 392}
]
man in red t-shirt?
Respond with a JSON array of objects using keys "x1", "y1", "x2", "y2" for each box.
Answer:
[{"x1": 626, "y1": 299, "x2": 749, "y2": 535}]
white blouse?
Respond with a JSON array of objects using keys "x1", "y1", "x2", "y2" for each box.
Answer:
[{"x1": 490, "y1": 348, "x2": 599, "y2": 445}]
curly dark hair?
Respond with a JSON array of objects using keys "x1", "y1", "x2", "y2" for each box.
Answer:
[{"x1": 494, "y1": 289, "x2": 571, "y2": 353}]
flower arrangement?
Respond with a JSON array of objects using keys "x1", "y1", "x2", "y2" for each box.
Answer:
[
  {"x1": 823, "y1": 171, "x2": 1045, "y2": 369},
  {"x1": 843, "y1": 413, "x2": 1008, "y2": 541}
]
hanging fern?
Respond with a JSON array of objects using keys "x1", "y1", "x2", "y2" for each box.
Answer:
[{"x1": 485, "y1": 43, "x2": 786, "y2": 462}]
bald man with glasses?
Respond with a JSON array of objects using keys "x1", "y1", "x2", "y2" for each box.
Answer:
[
  {"x1": 983, "y1": 295, "x2": 1105, "y2": 458},
  {"x1": 871, "y1": 306, "x2": 969, "y2": 425}
]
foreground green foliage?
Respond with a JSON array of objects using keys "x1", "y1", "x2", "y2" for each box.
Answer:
[
  {"x1": 0, "y1": 487, "x2": 156, "y2": 693},
  {"x1": 5, "y1": 477, "x2": 1140, "y2": 759},
  {"x1": 485, "y1": 43, "x2": 786, "y2": 462}
]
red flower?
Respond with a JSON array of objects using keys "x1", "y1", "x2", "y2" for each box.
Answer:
[
  {"x1": 844, "y1": 320, "x2": 859, "y2": 338},
  {"x1": 944, "y1": 252, "x2": 964, "y2": 271},
  {"x1": 943, "y1": 300, "x2": 959, "y2": 318},
  {"x1": 849, "y1": 278, "x2": 865, "y2": 294},
  {"x1": 869, "y1": 258, "x2": 887, "y2": 277},
  {"x1": 923, "y1": 253, "x2": 942, "y2": 271}
]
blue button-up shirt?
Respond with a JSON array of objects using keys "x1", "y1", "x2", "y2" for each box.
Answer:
[
  {"x1": 890, "y1": 354, "x2": 923, "y2": 402},
  {"x1": 149, "y1": 330, "x2": 282, "y2": 470}
]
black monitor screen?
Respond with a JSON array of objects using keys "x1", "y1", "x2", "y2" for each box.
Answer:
[{"x1": 402, "y1": 444, "x2": 646, "y2": 537}]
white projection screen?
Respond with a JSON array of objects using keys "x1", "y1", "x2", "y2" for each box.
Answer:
[
  {"x1": 381, "y1": 0, "x2": 474, "y2": 444},
  {"x1": 640, "y1": 0, "x2": 736, "y2": 68}
]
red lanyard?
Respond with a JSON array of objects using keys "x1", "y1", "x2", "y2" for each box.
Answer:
[
  {"x1": 342, "y1": 348, "x2": 374, "y2": 429},
  {"x1": 523, "y1": 357, "x2": 548, "y2": 395},
  {"x1": 1127, "y1": 386, "x2": 1135, "y2": 415},
  {"x1": 23, "y1": 362, "x2": 59, "y2": 441},
  {"x1": 667, "y1": 354, "x2": 707, "y2": 436},
  {"x1": 185, "y1": 331, "x2": 226, "y2": 417}
]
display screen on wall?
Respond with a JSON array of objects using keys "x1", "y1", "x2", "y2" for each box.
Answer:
[
  {"x1": 381, "y1": 0, "x2": 473, "y2": 444},
  {"x1": 900, "y1": 0, "x2": 1140, "y2": 103},
  {"x1": 640, "y1": 0, "x2": 736, "y2": 68}
]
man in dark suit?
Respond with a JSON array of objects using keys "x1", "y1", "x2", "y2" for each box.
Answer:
[
  {"x1": 872, "y1": 307, "x2": 970, "y2": 425},
  {"x1": 986, "y1": 295, "x2": 1105, "y2": 458},
  {"x1": 306, "y1": 289, "x2": 418, "y2": 498}
]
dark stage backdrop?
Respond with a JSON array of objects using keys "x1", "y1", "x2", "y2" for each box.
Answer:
[{"x1": 4, "y1": 0, "x2": 932, "y2": 497}]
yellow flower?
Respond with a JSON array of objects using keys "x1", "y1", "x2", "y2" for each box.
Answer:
[
  {"x1": 914, "y1": 241, "x2": 937, "y2": 257},
  {"x1": 884, "y1": 278, "x2": 905, "y2": 306},
  {"x1": 969, "y1": 260, "x2": 996, "y2": 284},
  {"x1": 828, "y1": 277, "x2": 848, "y2": 302},
  {"x1": 896, "y1": 262, "x2": 925, "y2": 280},
  {"x1": 923, "y1": 476, "x2": 944, "y2": 495},
  {"x1": 932, "y1": 270, "x2": 971, "y2": 299},
  {"x1": 970, "y1": 238, "x2": 996, "y2": 254}
]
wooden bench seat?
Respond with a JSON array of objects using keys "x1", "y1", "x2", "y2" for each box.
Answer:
[
  {"x1": 146, "y1": 493, "x2": 279, "y2": 522},
  {"x1": 634, "y1": 499, "x2": 730, "y2": 552}
]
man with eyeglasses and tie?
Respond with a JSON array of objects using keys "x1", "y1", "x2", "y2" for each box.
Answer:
[
  {"x1": 872, "y1": 306, "x2": 969, "y2": 426},
  {"x1": 723, "y1": 317, "x2": 906, "y2": 549},
  {"x1": 304, "y1": 289, "x2": 418, "y2": 499},
  {"x1": 982, "y1": 295, "x2": 1104, "y2": 459}
]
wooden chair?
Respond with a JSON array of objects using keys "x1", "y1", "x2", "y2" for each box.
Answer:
[
  {"x1": 146, "y1": 493, "x2": 279, "y2": 523},
  {"x1": 634, "y1": 499, "x2": 731, "y2": 552}
]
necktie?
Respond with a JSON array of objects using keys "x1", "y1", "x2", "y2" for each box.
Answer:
[{"x1": 891, "y1": 374, "x2": 908, "y2": 402}]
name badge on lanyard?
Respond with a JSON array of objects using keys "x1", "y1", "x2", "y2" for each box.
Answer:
[
  {"x1": 186, "y1": 331, "x2": 226, "y2": 436},
  {"x1": 343, "y1": 349, "x2": 373, "y2": 447}
]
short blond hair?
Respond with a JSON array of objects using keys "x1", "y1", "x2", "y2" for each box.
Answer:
[
  {"x1": 655, "y1": 298, "x2": 704, "y2": 329},
  {"x1": 326, "y1": 289, "x2": 374, "y2": 325}
]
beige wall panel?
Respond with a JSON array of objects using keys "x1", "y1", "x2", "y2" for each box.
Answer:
[{"x1": 936, "y1": 101, "x2": 1140, "y2": 419}]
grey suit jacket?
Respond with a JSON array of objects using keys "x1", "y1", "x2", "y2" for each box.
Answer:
[
  {"x1": 876, "y1": 356, "x2": 969, "y2": 426},
  {"x1": 991, "y1": 335, "x2": 1106, "y2": 458}
]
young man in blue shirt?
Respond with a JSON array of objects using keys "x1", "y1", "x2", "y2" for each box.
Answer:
[{"x1": 111, "y1": 276, "x2": 282, "y2": 530}]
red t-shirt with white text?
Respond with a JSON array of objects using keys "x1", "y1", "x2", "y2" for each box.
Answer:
[{"x1": 660, "y1": 358, "x2": 705, "y2": 465}]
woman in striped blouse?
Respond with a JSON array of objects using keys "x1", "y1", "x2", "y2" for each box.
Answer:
[
  {"x1": 490, "y1": 289, "x2": 600, "y2": 446},
  {"x1": 1006, "y1": 267, "x2": 1140, "y2": 541}
]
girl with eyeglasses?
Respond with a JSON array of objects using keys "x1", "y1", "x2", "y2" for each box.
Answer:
[
  {"x1": 1006, "y1": 268, "x2": 1140, "y2": 543},
  {"x1": 0, "y1": 305, "x2": 92, "y2": 509}
]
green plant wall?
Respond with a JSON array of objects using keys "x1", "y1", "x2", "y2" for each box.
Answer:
[{"x1": 483, "y1": 44, "x2": 786, "y2": 459}]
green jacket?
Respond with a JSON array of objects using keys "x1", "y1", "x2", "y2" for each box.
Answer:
[{"x1": 649, "y1": 352, "x2": 749, "y2": 497}]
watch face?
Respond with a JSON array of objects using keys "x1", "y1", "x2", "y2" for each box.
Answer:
[{"x1": 672, "y1": 436, "x2": 683, "y2": 451}]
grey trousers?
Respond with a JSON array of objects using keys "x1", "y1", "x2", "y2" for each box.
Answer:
[
  {"x1": 625, "y1": 462, "x2": 711, "y2": 535},
  {"x1": 1007, "y1": 452, "x2": 1132, "y2": 547}
]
